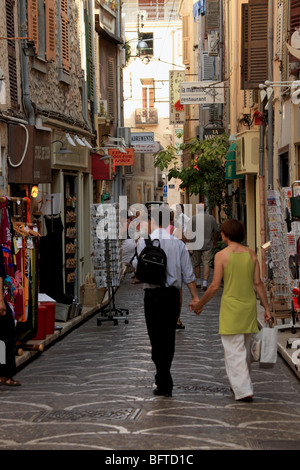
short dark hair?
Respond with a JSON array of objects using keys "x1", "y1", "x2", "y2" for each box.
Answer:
[
  {"x1": 221, "y1": 219, "x2": 245, "y2": 243},
  {"x1": 149, "y1": 207, "x2": 172, "y2": 229}
]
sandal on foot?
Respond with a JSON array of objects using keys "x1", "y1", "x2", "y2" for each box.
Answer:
[
  {"x1": 2, "y1": 378, "x2": 21, "y2": 387},
  {"x1": 0, "y1": 377, "x2": 8, "y2": 385}
]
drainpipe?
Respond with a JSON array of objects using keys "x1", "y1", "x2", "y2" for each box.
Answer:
[
  {"x1": 268, "y1": 0, "x2": 273, "y2": 189},
  {"x1": 259, "y1": 102, "x2": 266, "y2": 279},
  {"x1": 19, "y1": 0, "x2": 35, "y2": 125}
]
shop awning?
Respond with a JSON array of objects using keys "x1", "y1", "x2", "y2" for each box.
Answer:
[
  {"x1": 225, "y1": 142, "x2": 244, "y2": 180},
  {"x1": 91, "y1": 153, "x2": 111, "y2": 180}
]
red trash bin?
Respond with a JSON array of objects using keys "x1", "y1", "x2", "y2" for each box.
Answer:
[
  {"x1": 40, "y1": 302, "x2": 56, "y2": 335},
  {"x1": 32, "y1": 306, "x2": 47, "y2": 340}
]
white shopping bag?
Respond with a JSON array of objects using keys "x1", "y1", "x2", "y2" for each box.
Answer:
[{"x1": 255, "y1": 323, "x2": 278, "y2": 368}]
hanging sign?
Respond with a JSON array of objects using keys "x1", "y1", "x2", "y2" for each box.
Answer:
[
  {"x1": 169, "y1": 70, "x2": 185, "y2": 125},
  {"x1": 180, "y1": 81, "x2": 225, "y2": 105},
  {"x1": 108, "y1": 148, "x2": 134, "y2": 166}
]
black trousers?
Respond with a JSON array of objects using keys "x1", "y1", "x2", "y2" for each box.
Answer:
[
  {"x1": 144, "y1": 286, "x2": 180, "y2": 393},
  {"x1": 0, "y1": 302, "x2": 17, "y2": 378}
]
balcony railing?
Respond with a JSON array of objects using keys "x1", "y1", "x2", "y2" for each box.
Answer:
[
  {"x1": 135, "y1": 108, "x2": 158, "y2": 125},
  {"x1": 122, "y1": 1, "x2": 180, "y2": 23}
]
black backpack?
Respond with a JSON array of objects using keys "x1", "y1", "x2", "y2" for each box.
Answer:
[{"x1": 135, "y1": 237, "x2": 167, "y2": 286}]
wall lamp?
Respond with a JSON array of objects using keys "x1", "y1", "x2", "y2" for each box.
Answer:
[
  {"x1": 51, "y1": 140, "x2": 72, "y2": 154},
  {"x1": 66, "y1": 133, "x2": 76, "y2": 146},
  {"x1": 259, "y1": 80, "x2": 300, "y2": 105}
]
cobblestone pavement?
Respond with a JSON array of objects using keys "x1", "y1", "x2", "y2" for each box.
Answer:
[{"x1": 1, "y1": 273, "x2": 300, "y2": 451}]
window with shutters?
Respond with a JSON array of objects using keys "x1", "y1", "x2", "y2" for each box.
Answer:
[
  {"x1": 182, "y1": 15, "x2": 190, "y2": 65},
  {"x1": 107, "y1": 58, "x2": 115, "y2": 119},
  {"x1": 84, "y1": 8, "x2": 94, "y2": 101},
  {"x1": 6, "y1": 0, "x2": 19, "y2": 109},
  {"x1": 27, "y1": 0, "x2": 56, "y2": 61},
  {"x1": 205, "y1": 0, "x2": 220, "y2": 33},
  {"x1": 60, "y1": 0, "x2": 70, "y2": 72},
  {"x1": 141, "y1": 78, "x2": 154, "y2": 108},
  {"x1": 241, "y1": 0, "x2": 268, "y2": 90}
]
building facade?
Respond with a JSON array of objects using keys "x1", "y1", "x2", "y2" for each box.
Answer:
[{"x1": 0, "y1": 0, "x2": 125, "y2": 304}]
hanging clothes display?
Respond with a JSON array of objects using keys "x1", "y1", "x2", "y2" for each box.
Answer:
[{"x1": 0, "y1": 197, "x2": 40, "y2": 343}]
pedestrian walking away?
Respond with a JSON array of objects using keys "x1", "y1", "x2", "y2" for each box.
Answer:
[
  {"x1": 186, "y1": 203, "x2": 219, "y2": 291},
  {"x1": 189, "y1": 219, "x2": 272, "y2": 402},
  {"x1": 132, "y1": 206, "x2": 199, "y2": 397}
]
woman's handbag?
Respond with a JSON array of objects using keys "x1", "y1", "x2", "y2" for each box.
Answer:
[
  {"x1": 251, "y1": 321, "x2": 278, "y2": 368},
  {"x1": 80, "y1": 273, "x2": 98, "y2": 306}
]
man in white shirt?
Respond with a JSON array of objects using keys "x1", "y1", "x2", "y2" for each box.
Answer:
[{"x1": 132, "y1": 207, "x2": 199, "y2": 397}]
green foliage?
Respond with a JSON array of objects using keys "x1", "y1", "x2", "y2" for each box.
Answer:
[{"x1": 154, "y1": 134, "x2": 232, "y2": 220}]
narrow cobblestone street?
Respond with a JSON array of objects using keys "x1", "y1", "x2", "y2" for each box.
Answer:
[{"x1": 1, "y1": 273, "x2": 300, "y2": 452}]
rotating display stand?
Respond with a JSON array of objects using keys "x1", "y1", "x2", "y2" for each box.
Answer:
[
  {"x1": 90, "y1": 203, "x2": 129, "y2": 326},
  {"x1": 97, "y1": 238, "x2": 129, "y2": 326}
]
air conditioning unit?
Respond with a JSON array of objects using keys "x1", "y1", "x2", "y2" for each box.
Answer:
[
  {"x1": 208, "y1": 32, "x2": 219, "y2": 56},
  {"x1": 236, "y1": 130, "x2": 260, "y2": 174}
]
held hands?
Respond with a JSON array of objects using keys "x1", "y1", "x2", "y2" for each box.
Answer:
[{"x1": 189, "y1": 298, "x2": 203, "y2": 315}]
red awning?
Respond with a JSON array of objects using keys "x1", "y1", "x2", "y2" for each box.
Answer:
[{"x1": 91, "y1": 153, "x2": 111, "y2": 180}]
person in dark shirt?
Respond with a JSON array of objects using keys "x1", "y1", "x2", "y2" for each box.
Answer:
[{"x1": 0, "y1": 248, "x2": 21, "y2": 386}]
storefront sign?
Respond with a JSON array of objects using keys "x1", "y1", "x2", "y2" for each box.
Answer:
[
  {"x1": 131, "y1": 132, "x2": 154, "y2": 145},
  {"x1": 203, "y1": 126, "x2": 224, "y2": 140},
  {"x1": 131, "y1": 142, "x2": 160, "y2": 153},
  {"x1": 169, "y1": 70, "x2": 185, "y2": 125},
  {"x1": 180, "y1": 81, "x2": 225, "y2": 105},
  {"x1": 108, "y1": 148, "x2": 134, "y2": 166}
]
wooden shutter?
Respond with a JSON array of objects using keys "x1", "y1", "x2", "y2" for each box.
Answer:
[
  {"x1": 61, "y1": 0, "x2": 70, "y2": 71},
  {"x1": 149, "y1": 87, "x2": 154, "y2": 107},
  {"x1": 289, "y1": 0, "x2": 300, "y2": 63},
  {"x1": 27, "y1": 0, "x2": 39, "y2": 55},
  {"x1": 84, "y1": 8, "x2": 94, "y2": 101},
  {"x1": 241, "y1": 0, "x2": 268, "y2": 90},
  {"x1": 182, "y1": 15, "x2": 190, "y2": 65},
  {"x1": 205, "y1": 0, "x2": 220, "y2": 33},
  {"x1": 142, "y1": 87, "x2": 147, "y2": 108},
  {"x1": 202, "y1": 51, "x2": 215, "y2": 80},
  {"x1": 107, "y1": 58, "x2": 114, "y2": 119},
  {"x1": 45, "y1": 0, "x2": 56, "y2": 61},
  {"x1": 6, "y1": 0, "x2": 18, "y2": 109}
]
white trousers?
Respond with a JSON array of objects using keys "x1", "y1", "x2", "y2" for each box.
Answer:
[{"x1": 221, "y1": 334, "x2": 254, "y2": 400}]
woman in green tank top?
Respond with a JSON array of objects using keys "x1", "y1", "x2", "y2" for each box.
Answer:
[{"x1": 189, "y1": 219, "x2": 271, "y2": 402}]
